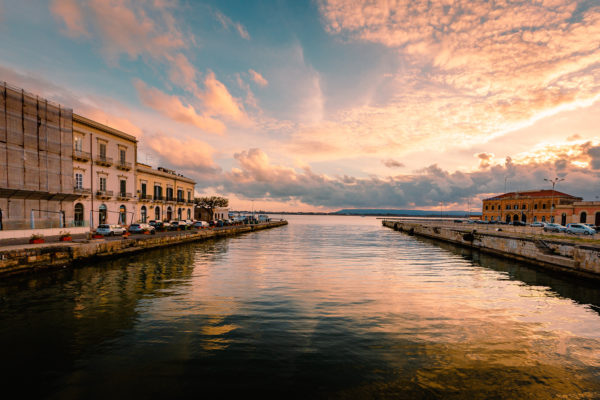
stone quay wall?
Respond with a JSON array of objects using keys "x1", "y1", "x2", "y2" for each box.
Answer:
[
  {"x1": 0, "y1": 221, "x2": 288, "y2": 277},
  {"x1": 382, "y1": 220, "x2": 600, "y2": 280}
]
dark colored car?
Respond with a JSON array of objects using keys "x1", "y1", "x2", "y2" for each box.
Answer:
[{"x1": 509, "y1": 221, "x2": 526, "y2": 226}]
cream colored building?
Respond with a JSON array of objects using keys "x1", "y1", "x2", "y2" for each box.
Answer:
[
  {"x1": 72, "y1": 114, "x2": 137, "y2": 227},
  {"x1": 136, "y1": 163, "x2": 195, "y2": 223}
]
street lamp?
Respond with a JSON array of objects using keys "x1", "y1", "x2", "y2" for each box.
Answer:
[{"x1": 544, "y1": 177, "x2": 564, "y2": 223}]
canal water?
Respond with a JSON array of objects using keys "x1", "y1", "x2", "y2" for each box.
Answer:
[{"x1": 1, "y1": 215, "x2": 600, "y2": 399}]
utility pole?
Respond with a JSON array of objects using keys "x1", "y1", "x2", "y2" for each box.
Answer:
[{"x1": 544, "y1": 177, "x2": 564, "y2": 223}]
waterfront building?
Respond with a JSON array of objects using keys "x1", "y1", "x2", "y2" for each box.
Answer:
[
  {"x1": 481, "y1": 190, "x2": 582, "y2": 223},
  {"x1": 194, "y1": 206, "x2": 229, "y2": 222},
  {"x1": 0, "y1": 82, "x2": 80, "y2": 233},
  {"x1": 136, "y1": 163, "x2": 195, "y2": 223},
  {"x1": 72, "y1": 114, "x2": 137, "y2": 227},
  {"x1": 555, "y1": 201, "x2": 600, "y2": 226}
]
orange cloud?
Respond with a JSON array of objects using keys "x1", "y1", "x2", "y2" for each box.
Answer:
[
  {"x1": 134, "y1": 80, "x2": 226, "y2": 134},
  {"x1": 248, "y1": 69, "x2": 268, "y2": 87}
]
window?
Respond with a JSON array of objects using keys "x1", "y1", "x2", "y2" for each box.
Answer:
[
  {"x1": 154, "y1": 185, "x2": 162, "y2": 200},
  {"x1": 177, "y1": 208, "x2": 182, "y2": 220},
  {"x1": 506, "y1": 204, "x2": 510, "y2": 210},
  {"x1": 141, "y1": 206, "x2": 147, "y2": 223},
  {"x1": 120, "y1": 180, "x2": 127, "y2": 196},
  {"x1": 99, "y1": 204, "x2": 107, "y2": 225},
  {"x1": 581, "y1": 211, "x2": 587, "y2": 223},
  {"x1": 119, "y1": 148, "x2": 126, "y2": 164},
  {"x1": 177, "y1": 189, "x2": 183, "y2": 201},
  {"x1": 141, "y1": 182, "x2": 147, "y2": 197},
  {"x1": 155, "y1": 206, "x2": 160, "y2": 220},
  {"x1": 491, "y1": 205, "x2": 495, "y2": 210},
  {"x1": 187, "y1": 191, "x2": 191, "y2": 202},
  {"x1": 542, "y1": 216, "x2": 546, "y2": 222},
  {"x1": 74, "y1": 203, "x2": 84, "y2": 226},
  {"x1": 99, "y1": 143, "x2": 107, "y2": 159},
  {"x1": 166, "y1": 187, "x2": 174, "y2": 201},
  {"x1": 485, "y1": 205, "x2": 488, "y2": 210},
  {"x1": 533, "y1": 216, "x2": 537, "y2": 222},
  {"x1": 514, "y1": 204, "x2": 518, "y2": 210},
  {"x1": 74, "y1": 136, "x2": 83, "y2": 151},
  {"x1": 542, "y1": 203, "x2": 546, "y2": 209},
  {"x1": 534, "y1": 204, "x2": 538, "y2": 210},
  {"x1": 75, "y1": 173, "x2": 83, "y2": 189},
  {"x1": 522, "y1": 204, "x2": 527, "y2": 209},
  {"x1": 99, "y1": 177, "x2": 107, "y2": 192},
  {"x1": 187, "y1": 209, "x2": 191, "y2": 219}
]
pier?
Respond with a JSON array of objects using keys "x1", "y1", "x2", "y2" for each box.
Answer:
[
  {"x1": 0, "y1": 221, "x2": 288, "y2": 277},
  {"x1": 383, "y1": 219, "x2": 600, "y2": 280}
]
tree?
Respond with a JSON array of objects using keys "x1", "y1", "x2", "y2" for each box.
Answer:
[{"x1": 194, "y1": 196, "x2": 229, "y2": 220}]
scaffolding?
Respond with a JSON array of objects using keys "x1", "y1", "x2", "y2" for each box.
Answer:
[{"x1": 0, "y1": 82, "x2": 78, "y2": 230}]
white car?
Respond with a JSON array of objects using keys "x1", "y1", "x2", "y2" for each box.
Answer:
[
  {"x1": 96, "y1": 224, "x2": 126, "y2": 236},
  {"x1": 193, "y1": 221, "x2": 209, "y2": 229},
  {"x1": 530, "y1": 222, "x2": 546, "y2": 227},
  {"x1": 566, "y1": 223, "x2": 596, "y2": 235}
]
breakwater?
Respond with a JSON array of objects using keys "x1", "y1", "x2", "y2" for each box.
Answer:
[
  {"x1": 0, "y1": 221, "x2": 287, "y2": 277},
  {"x1": 383, "y1": 220, "x2": 600, "y2": 280}
]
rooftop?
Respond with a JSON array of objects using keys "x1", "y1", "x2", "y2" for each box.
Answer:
[{"x1": 485, "y1": 189, "x2": 582, "y2": 201}]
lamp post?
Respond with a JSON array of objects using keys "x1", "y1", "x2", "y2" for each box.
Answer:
[{"x1": 544, "y1": 177, "x2": 564, "y2": 223}]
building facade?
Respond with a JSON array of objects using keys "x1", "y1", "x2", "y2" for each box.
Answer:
[
  {"x1": 72, "y1": 114, "x2": 137, "y2": 227},
  {"x1": 555, "y1": 201, "x2": 600, "y2": 226},
  {"x1": 0, "y1": 82, "x2": 79, "y2": 230},
  {"x1": 482, "y1": 190, "x2": 582, "y2": 223},
  {"x1": 136, "y1": 163, "x2": 195, "y2": 223}
]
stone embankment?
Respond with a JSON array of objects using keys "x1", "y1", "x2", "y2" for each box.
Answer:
[
  {"x1": 0, "y1": 221, "x2": 287, "y2": 277},
  {"x1": 383, "y1": 220, "x2": 600, "y2": 280}
]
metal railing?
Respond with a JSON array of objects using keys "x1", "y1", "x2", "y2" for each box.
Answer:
[
  {"x1": 139, "y1": 194, "x2": 153, "y2": 201},
  {"x1": 116, "y1": 160, "x2": 132, "y2": 170},
  {"x1": 95, "y1": 155, "x2": 113, "y2": 165},
  {"x1": 73, "y1": 186, "x2": 91, "y2": 195},
  {"x1": 73, "y1": 149, "x2": 91, "y2": 161},
  {"x1": 117, "y1": 192, "x2": 132, "y2": 199},
  {"x1": 96, "y1": 190, "x2": 114, "y2": 197}
]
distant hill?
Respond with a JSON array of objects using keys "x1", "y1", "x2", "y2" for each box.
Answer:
[{"x1": 332, "y1": 209, "x2": 480, "y2": 217}]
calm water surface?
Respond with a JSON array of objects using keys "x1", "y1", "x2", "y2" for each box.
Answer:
[{"x1": 2, "y1": 215, "x2": 600, "y2": 399}]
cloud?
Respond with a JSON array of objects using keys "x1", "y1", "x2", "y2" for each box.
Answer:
[
  {"x1": 248, "y1": 69, "x2": 268, "y2": 87},
  {"x1": 50, "y1": 0, "x2": 89, "y2": 38},
  {"x1": 146, "y1": 134, "x2": 219, "y2": 173},
  {"x1": 312, "y1": 0, "x2": 600, "y2": 159},
  {"x1": 214, "y1": 9, "x2": 250, "y2": 40},
  {"x1": 476, "y1": 152, "x2": 495, "y2": 168},
  {"x1": 216, "y1": 147, "x2": 600, "y2": 210},
  {"x1": 199, "y1": 71, "x2": 248, "y2": 123},
  {"x1": 134, "y1": 80, "x2": 226, "y2": 134},
  {"x1": 382, "y1": 159, "x2": 404, "y2": 168}
]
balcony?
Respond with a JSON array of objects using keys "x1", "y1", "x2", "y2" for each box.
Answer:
[
  {"x1": 166, "y1": 197, "x2": 175, "y2": 204},
  {"x1": 73, "y1": 186, "x2": 91, "y2": 196},
  {"x1": 176, "y1": 198, "x2": 185, "y2": 204},
  {"x1": 73, "y1": 149, "x2": 91, "y2": 162},
  {"x1": 139, "y1": 194, "x2": 153, "y2": 202},
  {"x1": 117, "y1": 192, "x2": 132, "y2": 200},
  {"x1": 95, "y1": 155, "x2": 113, "y2": 167},
  {"x1": 186, "y1": 200, "x2": 195, "y2": 206},
  {"x1": 96, "y1": 190, "x2": 113, "y2": 199},
  {"x1": 116, "y1": 160, "x2": 132, "y2": 171}
]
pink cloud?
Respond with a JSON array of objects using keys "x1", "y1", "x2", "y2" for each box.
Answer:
[
  {"x1": 134, "y1": 80, "x2": 226, "y2": 134},
  {"x1": 248, "y1": 69, "x2": 268, "y2": 87},
  {"x1": 200, "y1": 71, "x2": 248, "y2": 123},
  {"x1": 146, "y1": 135, "x2": 218, "y2": 172},
  {"x1": 50, "y1": 0, "x2": 89, "y2": 38}
]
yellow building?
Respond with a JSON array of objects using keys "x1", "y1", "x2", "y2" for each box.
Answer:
[
  {"x1": 136, "y1": 163, "x2": 195, "y2": 223},
  {"x1": 482, "y1": 190, "x2": 581, "y2": 223}
]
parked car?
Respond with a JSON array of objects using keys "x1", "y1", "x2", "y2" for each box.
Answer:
[
  {"x1": 193, "y1": 221, "x2": 209, "y2": 229},
  {"x1": 475, "y1": 220, "x2": 489, "y2": 224},
  {"x1": 128, "y1": 223, "x2": 156, "y2": 234},
  {"x1": 584, "y1": 224, "x2": 600, "y2": 233},
  {"x1": 543, "y1": 223, "x2": 567, "y2": 233},
  {"x1": 566, "y1": 223, "x2": 596, "y2": 235},
  {"x1": 530, "y1": 222, "x2": 546, "y2": 227},
  {"x1": 96, "y1": 224, "x2": 126, "y2": 236},
  {"x1": 453, "y1": 219, "x2": 464, "y2": 223},
  {"x1": 508, "y1": 221, "x2": 526, "y2": 226}
]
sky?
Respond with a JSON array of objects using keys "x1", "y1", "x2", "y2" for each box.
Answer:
[{"x1": 1, "y1": 0, "x2": 599, "y2": 212}]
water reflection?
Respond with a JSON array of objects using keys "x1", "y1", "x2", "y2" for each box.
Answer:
[{"x1": 0, "y1": 216, "x2": 599, "y2": 398}]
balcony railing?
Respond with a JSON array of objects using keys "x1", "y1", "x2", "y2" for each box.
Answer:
[
  {"x1": 73, "y1": 186, "x2": 91, "y2": 196},
  {"x1": 139, "y1": 194, "x2": 153, "y2": 201},
  {"x1": 116, "y1": 160, "x2": 132, "y2": 171},
  {"x1": 117, "y1": 192, "x2": 132, "y2": 200},
  {"x1": 176, "y1": 198, "x2": 185, "y2": 203},
  {"x1": 154, "y1": 195, "x2": 164, "y2": 201},
  {"x1": 96, "y1": 190, "x2": 113, "y2": 199},
  {"x1": 166, "y1": 197, "x2": 175, "y2": 203},
  {"x1": 73, "y1": 149, "x2": 91, "y2": 162},
  {"x1": 95, "y1": 155, "x2": 113, "y2": 167}
]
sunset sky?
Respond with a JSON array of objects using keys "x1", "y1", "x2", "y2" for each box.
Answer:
[{"x1": 1, "y1": 0, "x2": 599, "y2": 211}]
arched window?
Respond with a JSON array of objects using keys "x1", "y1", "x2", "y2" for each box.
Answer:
[
  {"x1": 580, "y1": 211, "x2": 587, "y2": 223},
  {"x1": 99, "y1": 204, "x2": 107, "y2": 225},
  {"x1": 177, "y1": 208, "x2": 182, "y2": 220},
  {"x1": 119, "y1": 205, "x2": 127, "y2": 225},
  {"x1": 514, "y1": 204, "x2": 518, "y2": 210},
  {"x1": 561, "y1": 213, "x2": 567, "y2": 226},
  {"x1": 167, "y1": 206, "x2": 172, "y2": 221},
  {"x1": 542, "y1": 204, "x2": 546, "y2": 209},
  {"x1": 513, "y1": 214, "x2": 519, "y2": 222},
  {"x1": 533, "y1": 216, "x2": 537, "y2": 222},
  {"x1": 505, "y1": 214, "x2": 511, "y2": 223},
  {"x1": 534, "y1": 204, "x2": 538, "y2": 210},
  {"x1": 74, "y1": 203, "x2": 84, "y2": 226},
  {"x1": 155, "y1": 206, "x2": 160, "y2": 220},
  {"x1": 187, "y1": 209, "x2": 191, "y2": 219},
  {"x1": 141, "y1": 206, "x2": 147, "y2": 223},
  {"x1": 541, "y1": 216, "x2": 546, "y2": 222},
  {"x1": 595, "y1": 212, "x2": 600, "y2": 227},
  {"x1": 522, "y1": 214, "x2": 527, "y2": 223}
]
